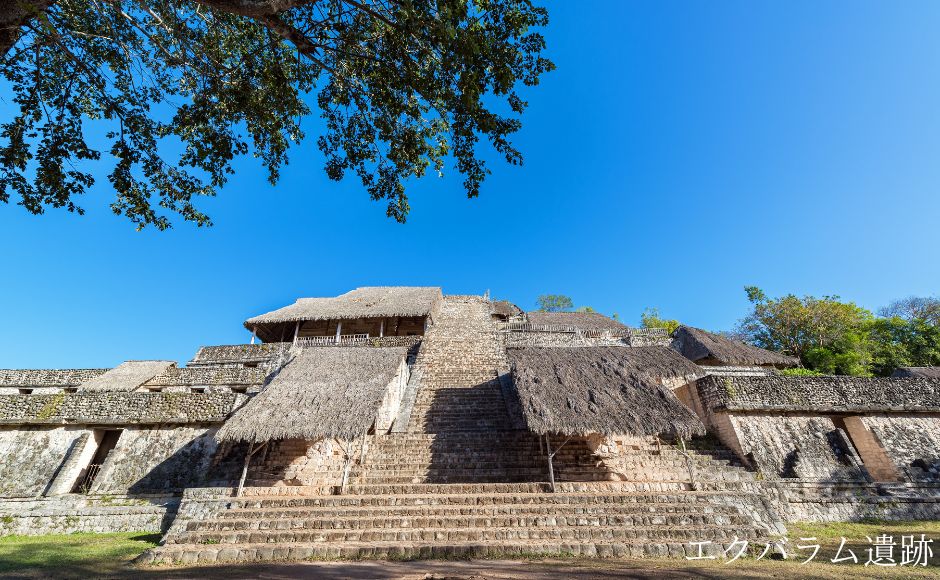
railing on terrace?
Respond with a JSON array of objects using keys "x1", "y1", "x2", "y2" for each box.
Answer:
[
  {"x1": 496, "y1": 323, "x2": 669, "y2": 339},
  {"x1": 295, "y1": 334, "x2": 369, "y2": 347},
  {"x1": 496, "y1": 322, "x2": 578, "y2": 334}
]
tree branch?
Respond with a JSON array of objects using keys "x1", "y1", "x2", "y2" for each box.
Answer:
[
  {"x1": 0, "y1": 0, "x2": 55, "y2": 56},
  {"x1": 190, "y1": 0, "x2": 317, "y2": 18}
]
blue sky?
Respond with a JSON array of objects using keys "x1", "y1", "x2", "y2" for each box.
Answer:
[{"x1": 2, "y1": 1, "x2": 939, "y2": 368}]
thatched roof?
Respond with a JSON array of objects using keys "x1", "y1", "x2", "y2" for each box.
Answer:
[
  {"x1": 245, "y1": 287, "x2": 441, "y2": 329},
  {"x1": 0, "y1": 369, "x2": 108, "y2": 388},
  {"x1": 697, "y1": 374, "x2": 940, "y2": 413},
  {"x1": 216, "y1": 347, "x2": 408, "y2": 443},
  {"x1": 892, "y1": 366, "x2": 940, "y2": 379},
  {"x1": 491, "y1": 300, "x2": 522, "y2": 319},
  {"x1": 79, "y1": 361, "x2": 176, "y2": 392},
  {"x1": 507, "y1": 346, "x2": 705, "y2": 438},
  {"x1": 526, "y1": 311, "x2": 629, "y2": 333},
  {"x1": 671, "y1": 326, "x2": 798, "y2": 367}
]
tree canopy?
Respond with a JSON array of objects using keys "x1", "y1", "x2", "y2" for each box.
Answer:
[
  {"x1": 879, "y1": 296, "x2": 940, "y2": 326},
  {"x1": 0, "y1": 0, "x2": 553, "y2": 229},
  {"x1": 737, "y1": 287, "x2": 940, "y2": 376},
  {"x1": 535, "y1": 294, "x2": 572, "y2": 312},
  {"x1": 640, "y1": 307, "x2": 679, "y2": 334}
]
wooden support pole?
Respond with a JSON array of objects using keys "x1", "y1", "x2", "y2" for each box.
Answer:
[
  {"x1": 335, "y1": 321, "x2": 342, "y2": 343},
  {"x1": 678, "y1": 437, "x2": 697, "y2": 489},
  {"x1": 339, "y1": 439, "x2": 352, "y2": 494},
  {"x1": 236, "y1": 442, "x2": 256, "y2": 497},
  {"x1": 250, "y1": 327, "x2": 257, "y2": 345},
  {"x1": 357, "y1": 431, "x2": 368, "y2": 465},
  {"x1": 293, "y1": 321, "x2": 300, "y2": 343},
  {"x1": 379, "y1": 319, "x2": 384, "y2": 337},
  {"x1": 544, "y1": 435, "x2": 555, "y2": 492}
]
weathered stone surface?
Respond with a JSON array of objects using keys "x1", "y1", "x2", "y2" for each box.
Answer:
[
  {"x1": 0, "y1": 426, "x2": 88, "y2": 496},
  {"x1": 94, "y1": 426, "x2": 226, "y2": 494},
  {"x1": 0, "y1": 494, "x2": 177, "y2": 535},
  {"x1": 729, "y1": 414, "x2": 865, "y2": 481},
  {"x1": 697, "y1": 374, "x2": 940, "y2": 412},
  {"x1": 0, "y1": 369, "x2": 108, "y2": 389},
  {"x1": 0, "y1": 391, "x2": 238, "y2": 425},
  {"x1": 188, "y1": 343, "x2": 292, "y2": 369},
  {"x1": 144, "y1": 367, "x2": 269, "y2": 388},
  {"x1": 863, "y1": 415, "x2": 940, "y2": 480}
]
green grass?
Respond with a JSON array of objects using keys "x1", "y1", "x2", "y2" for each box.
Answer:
[
  {"x1": 0, "y1": 532, "x2": 159, "y2": 578},
  {"x1": 789, "y1": 519, "x2": 940, "y2": 541},
  {"x1": 0, "y1": 522, "x2": 938, "y2": 579}
]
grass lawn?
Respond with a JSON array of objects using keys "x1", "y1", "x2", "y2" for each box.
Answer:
[
  {"x1": 0, "y1": 532, "x2": 160, "y2": 579},
  {"x1": 0, "y1": 521, "x2": 938, "y2": 579}
]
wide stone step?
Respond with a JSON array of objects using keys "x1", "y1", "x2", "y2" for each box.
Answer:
[
  {"x1": 171, "y1": 523, "x2": 760, "y2": 545},
  {"x1": 186, "y1": 512, "x2": 754, "y2": 534},
  {"x1": 231, "y1": 484, "x2": 768, "y2": 506},
  {"x1": 216, "y1": 502, "x2": 745, "y2": 520},
  {"x1": 198, "y1": 506, "x2": 748, "y2": 528},
  {"x1": 141, "y1": 538, "x2": 740, "y2": 565}
]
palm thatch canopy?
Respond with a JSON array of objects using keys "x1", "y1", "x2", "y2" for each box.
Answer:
[
  {"x1": 507, "y1": 346, "x2": 705, "y2": 438},
  {"x1": 491, "y1": 300, "x2": 522, "y2": 319},
  {"x1": 216, "y1": 347, "x2": 408, "y2": 443},
  {"x1": 245, "y1": 287, "x2": 442, "y2": 342},
  {"x1": 892, "y1": 366, "x2": 940, "y2": 379},
  {"x1": 671, "y1": 326, "x2": 798, "y2": 368},
  {"x1": 526, "y1": 311, "x2": 629, "y2": 333},
  {"x1": 79, "y1": 361, "x2": 176, "y2": 392}
]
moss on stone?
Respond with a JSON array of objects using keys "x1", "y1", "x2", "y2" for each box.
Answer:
[{"x1": 35, "y1": 394, "x2": 66, "y2": 420}]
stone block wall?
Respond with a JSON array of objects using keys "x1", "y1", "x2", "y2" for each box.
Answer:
[
  {"x1": 0, "y1": 495, "x2": 177, "y2": 536},
  {"x1": 862, "y1": 415, "x2": 940, "y2": 481},
  {"x1": 697, "y1": 374, "x2": 940, "y2": 413},
  {"x1": 0, "y1": 423, "x2": 232, "y2": 498},
  {"x1": 375, "y1": 361, "x2": 410, "y2": 433},
  {"x1": 242, "y1": 438, "x2": 346, "y2": 487},
  {"x1": 727, "y1": 414, "x2": 864, "y2": 481},
  {"x1": 188, "y1": 343, "x2": 292, "y2": 368},
  {"x1": 94, "y1": 426, "x2": 223, "y2": 494},
  {"x1": 0, "y1": 426, "x2": 88, "y2": 497},
  {"x1": 0, "y1": 391, "x2": 238, "y2": 425}
]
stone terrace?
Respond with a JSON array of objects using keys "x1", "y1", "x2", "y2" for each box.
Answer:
[{"x1": 146, "y1": 295, "x2": 783, "y2": 564}]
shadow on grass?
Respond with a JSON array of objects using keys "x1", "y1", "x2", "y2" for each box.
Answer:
[
  {"x1": 124, "y1": 557, "x2": 940, "y2": 580},
  {"x1": 0, "y1": 532, "x2": 160, "y2": 579}
]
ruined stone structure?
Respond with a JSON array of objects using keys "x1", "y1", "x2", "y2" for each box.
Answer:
[{"x1": 1, "y1": 286, "x2": 939, "y2": 563}]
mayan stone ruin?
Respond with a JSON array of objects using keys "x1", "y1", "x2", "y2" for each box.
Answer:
[{"x1": 1, "y1": 286, "x2": 939, "y2": 563}]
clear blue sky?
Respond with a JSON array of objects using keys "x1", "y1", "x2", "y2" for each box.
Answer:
[{"x1": 2, "y1": 1, "x2": 939, "y2": 368}]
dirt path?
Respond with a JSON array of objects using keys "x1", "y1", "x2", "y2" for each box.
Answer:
[{"x1": 85, "y1": 558, "x2": 940, "y2": 580}]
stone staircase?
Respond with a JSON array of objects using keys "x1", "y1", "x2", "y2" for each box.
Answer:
[
  {"x1": 144, "y1": 294, "x2": 785, "y2": 564},
  {"x1": 143, "y1": 476, "x2": 779, "y2": 564}
]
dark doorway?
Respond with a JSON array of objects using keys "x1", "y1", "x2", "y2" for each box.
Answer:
[{"x1": 72, "y1": 429, "x2": 123, "y2": 493}]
